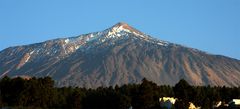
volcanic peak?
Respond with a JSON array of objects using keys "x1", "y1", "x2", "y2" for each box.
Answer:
[{"x1": 109, "y1": 22, "x2": 143, "y2": 35}]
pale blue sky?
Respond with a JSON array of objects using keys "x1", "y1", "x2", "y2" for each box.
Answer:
[{"x1": 0, "y1": 0, "x2": 239, "y2": 59}]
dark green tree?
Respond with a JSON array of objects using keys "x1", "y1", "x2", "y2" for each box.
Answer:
[
  {"x1": 173, "y1": 79, "x2": 193, "y2": 108},
  {"x1": 131, "y1": 78, "x2": 159, "y2": 109}
]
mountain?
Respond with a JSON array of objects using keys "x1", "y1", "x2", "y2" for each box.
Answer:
[{"x1": 1, "y1": 22, "x2": 240, "y2": 88}]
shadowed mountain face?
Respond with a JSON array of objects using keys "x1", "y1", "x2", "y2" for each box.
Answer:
[{"x1": 1, "y1": 22, "x2": 240, "y2": 88}]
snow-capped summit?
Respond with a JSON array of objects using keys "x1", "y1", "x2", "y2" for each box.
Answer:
[
  {"x1": 109, "y1": 22, "x2": 143, "y2": 34},
  {"x1": 58, "y1": 22, "x2": 168, "y2": 53},
  {"x1": 105, "y1": 22, "x2": 146, "y2": 38}
]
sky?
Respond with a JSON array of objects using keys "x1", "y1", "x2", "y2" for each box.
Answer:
[{"x1": 0, "y1": 0, "x2": 239, "y2": 59}]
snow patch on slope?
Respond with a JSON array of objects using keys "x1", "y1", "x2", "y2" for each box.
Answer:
[
  {"x1": 65, "y1": 39, "x2": 70, "y2": 44},
  {"x1": 24, "y1": 55, "x2": 31, "y2": 63},
  {"x1": 24, "y1": 22, "x2": 170, "y2": 60}
]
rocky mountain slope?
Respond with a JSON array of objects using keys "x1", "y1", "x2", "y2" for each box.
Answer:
[{"x1": 1, "y1": 22, "x2": 240, "y2": 88}]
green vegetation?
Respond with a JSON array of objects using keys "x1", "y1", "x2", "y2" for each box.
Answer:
[{"x1": 0, "y1": 76, "x2": 239, "y2": 109}]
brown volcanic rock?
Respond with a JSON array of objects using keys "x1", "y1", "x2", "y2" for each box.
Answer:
[{"x1": 0, "y1": 22, "x2": 240, "y2": 88}]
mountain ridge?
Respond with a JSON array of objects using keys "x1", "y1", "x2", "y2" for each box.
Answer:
[{"x1": 1, "y1": 22, "x2": 240, "y2": 88}]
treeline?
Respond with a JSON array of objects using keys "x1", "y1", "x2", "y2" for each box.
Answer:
[{"x1": 0, "y1": 76, "x2": 240, "y2": 109}]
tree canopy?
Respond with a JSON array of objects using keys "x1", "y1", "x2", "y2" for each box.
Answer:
[{"x1": 0, "y1": 77, "x2": 239, "y2": 109}]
